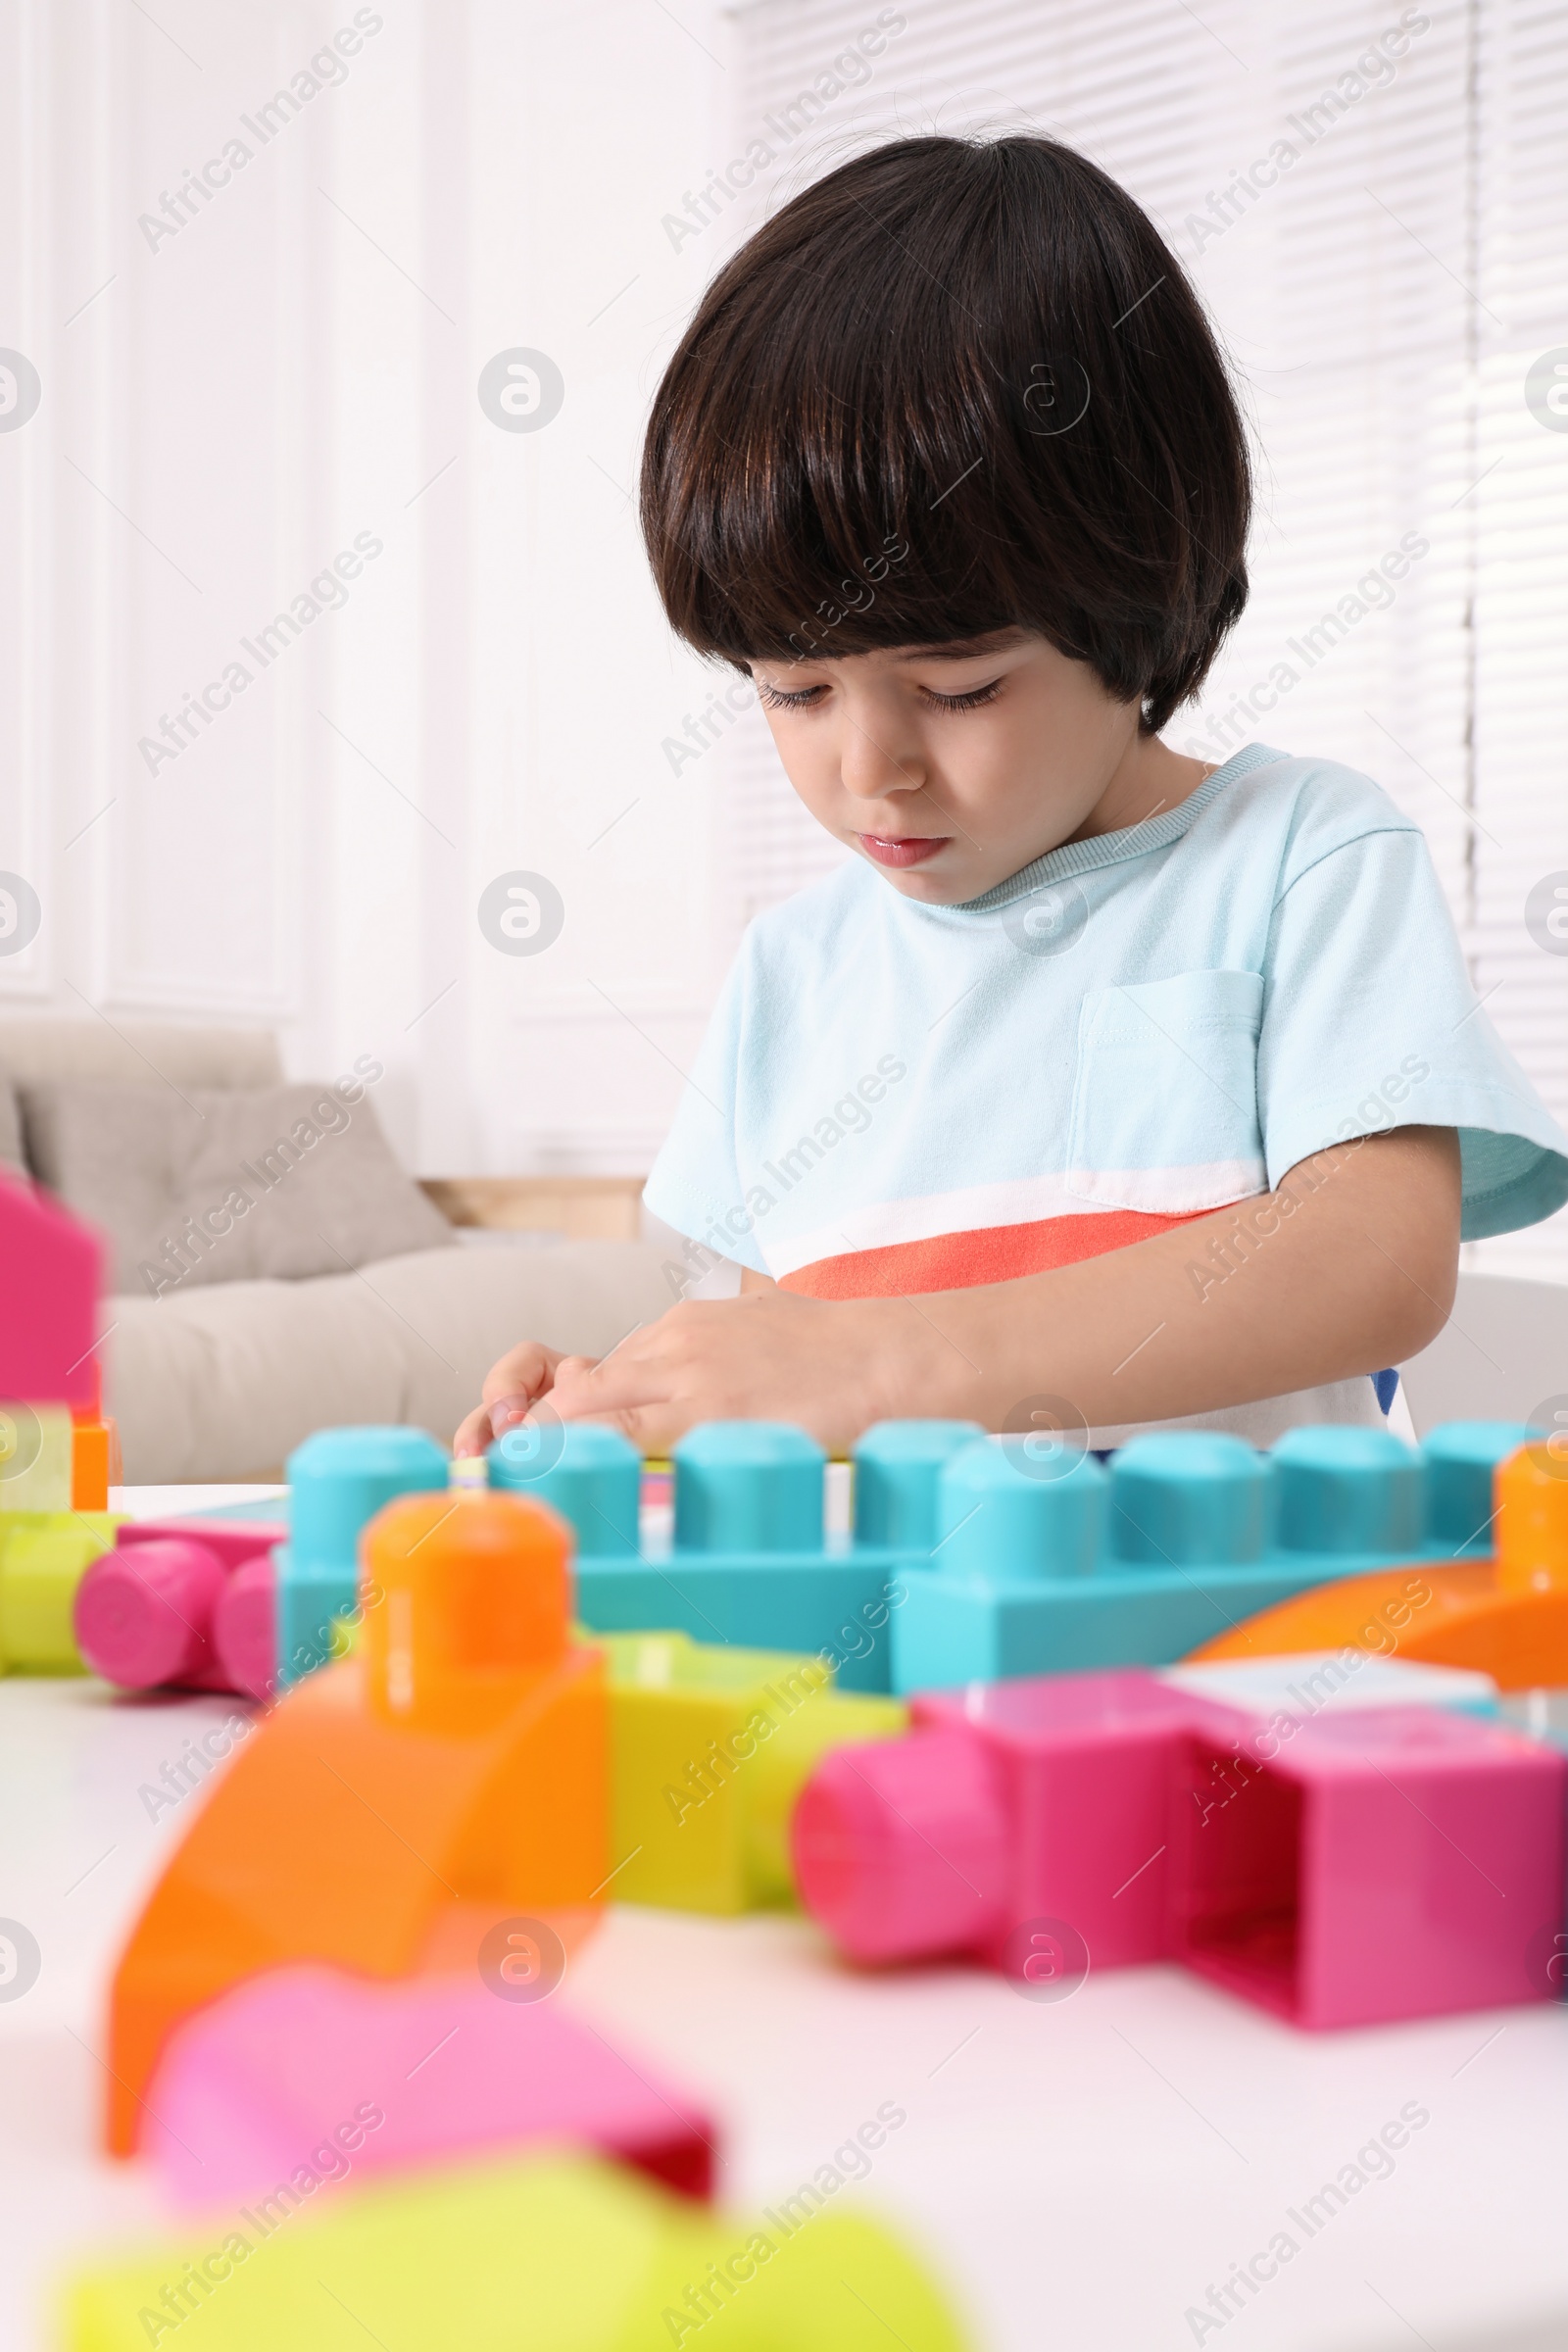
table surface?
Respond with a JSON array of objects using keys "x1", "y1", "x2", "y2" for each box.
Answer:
[{"x1": 4, "y1": 1489, "x2": 1568, "y2": 2352}]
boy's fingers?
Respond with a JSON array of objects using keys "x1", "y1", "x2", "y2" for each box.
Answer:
[
  {"x1": 578, "y1": 1400, "x2": 686, "y2": 1452},
  {"x1": 487, "y1": 1391, "x2": 535, "y2": 1438},
  {"x1": 554, "y1": 1354, "x2": 673, "y2": 1421},
  {"x1": 452, "y1": 1405, "x2": 492, "y2": 1458},
  {"x1": 461, "y1": 1343, "x2": 569, "y2": 1457},
  {"x1": 479, "y1": 1343, "x2": 564, "y2": 1412}
]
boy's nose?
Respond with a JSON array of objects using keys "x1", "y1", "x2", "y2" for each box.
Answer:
[{"x1": 837, "y1": 712, "x2": 925, "y2": 801}]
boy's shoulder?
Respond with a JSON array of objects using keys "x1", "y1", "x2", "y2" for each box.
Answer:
[{"x1": 1204, "y1": 742, "x2": 1422, "y2": 883}]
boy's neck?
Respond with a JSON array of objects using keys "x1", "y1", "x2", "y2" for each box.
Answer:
[{"x1": 1065, "y1": 731, "x2": 1221, "y2": 848}]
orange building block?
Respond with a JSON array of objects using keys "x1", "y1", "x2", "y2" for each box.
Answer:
[
  {"x1": 70, "y1": 1360, "x2": 122, "y2": 1511},
  {"x1": 71, "y1": 1416, "x2": 121, "y2": 1511},
  {"x1": 106, "y1": 1490, "x2": 608, "y2": 2155},
  {"x1": 1189, "y1": 1445, "x2": 1568, "y2": 1688}
]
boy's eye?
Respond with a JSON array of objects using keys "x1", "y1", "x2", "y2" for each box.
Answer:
[
  {"x1": 756, "y1": 675, "x2": 1006, "y2": 713},
  {"x1": 919, "y1": 677, "x2": 1004, "y2": 711}
]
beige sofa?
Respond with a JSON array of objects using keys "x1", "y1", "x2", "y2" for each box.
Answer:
[{"x1": 0, "y1": 1020, "x2": 674, "y2": 1484}]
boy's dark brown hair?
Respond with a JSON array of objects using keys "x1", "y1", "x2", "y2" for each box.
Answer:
[{"x1": 641, "y1": 134, "x2": 1250, "y2": 733}]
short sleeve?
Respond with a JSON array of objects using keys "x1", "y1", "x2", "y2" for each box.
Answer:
[
  {"x1": 1257, "y1": 824, "x2": 1568, "y2": 1239},
  {"x1": 642, "y1": 946, "x2": 769, "y2": 1274}
]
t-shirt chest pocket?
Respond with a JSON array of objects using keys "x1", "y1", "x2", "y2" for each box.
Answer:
[{"x1": 1065, "y1": 968, "x2": 1267, "y2": 1215}]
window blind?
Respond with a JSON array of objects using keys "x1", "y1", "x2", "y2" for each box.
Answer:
[{"x1": 713, "y1": 0, "x2": 1568, "y2": 1273}]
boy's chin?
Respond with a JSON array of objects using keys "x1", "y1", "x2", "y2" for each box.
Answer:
[
  {"x1": 858, "y1": 849, "x2": 1026, "y2": 906},
  {"x1": 874, "y1": 866, "x2": 983, "y2": 907},
  {"x1": 855, "y1": 848, "x2": 949, "y2": 894}
]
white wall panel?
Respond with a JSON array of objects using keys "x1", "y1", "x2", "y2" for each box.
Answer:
[
  {"x1": 0, "y1": 0, "x2": 53, "y2": 1002},
  {"x1": 2, "y1": 0, "x2": 731, "y2": 1174}
]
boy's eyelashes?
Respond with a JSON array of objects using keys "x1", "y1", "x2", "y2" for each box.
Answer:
[
  {"x1": 925, "y1": 677, "x2": 1004, "y2": 711},
  {"x1": 752, "y1": 675, "x2": 1005, "y2": 713}
]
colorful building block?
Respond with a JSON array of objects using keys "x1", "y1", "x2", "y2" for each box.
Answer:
[
  {"x1": 792, "y1": 1660, "x2": 1547, "y2": 2021},
  {"x1": 71, "y1": 1414, "x2": 120, "y2": 1509},
  {"x1": 74, "y1": 1520, "x2": 285, "y2": 1696},
  {"x1": 212, "y1": 1548, "x2": 278, "y2": 1697},
  {"x1": 602, "y1": 1630, "x2": 906, "y2": 1913},
  {"x1": 327, "y1": 1610, "x2": 907, "y2": 1912},
  {"x1": 0, "y1": 1173, "x2": 113, "y2": 1650},
  {"x1": 105, "y1": 1488, "x2": 608, "y2": 2155},
  {"x1": 1168, "y1": 1701, "x2": 1565, "y2": 2027},
  {"x1": 498, "y1": 1419, "x2": 981, "y2": 1692},
  {"x1": 0, "y1": 1400, "x2": 74, "y2": 1510},
  {"x1": 889, "y1": 1422, "x2": 1535, "y2": 1691},
  {"x1": 793, "y1": 1668, "x2": 1202, "y2": 1972},
  {"x1": 143, "y1": 1963, "x2": 718, "y2": 2208},
  {"x1": 71, "y1": 1355, "x2": 122, "y2": 1509},
  {"x1": 852, "y1": 1418, "x2": 989, "y2": 1547},
  {"x1": 0, "y1": 1511, "x2": 120, "y2": 1673},
  {"x1": 0, "y1": 1168, "x2": 101, "y2": 1408},
  {"x1": 491, "y1": 1417, "x2": 642, "y2": 1551},
  {"x1": 1189, "y1": 1438, "x2": 1568, "y2": 1687},
  {"x1": 271, "y1": 1425, "x2": 446, "y2": 1686},
  {"x1": 63, "y1": 2150, "x2": 969, "y2": 2352},
  {"x1": 1161, "y1": 1651, "x2": 1501, "y2": 1720}
]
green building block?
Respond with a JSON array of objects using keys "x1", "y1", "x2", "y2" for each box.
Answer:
[
  {"x1": 0, "y1": 1511, "x2": 120, "y2": 1674},
  {"x1": 0, "y1": 1402, "x2": 74, "y2": 1513},
  {"x1": 62, "y1": 2150, "x2": 969, "y2": 2352},
  {"x1": 602, "y1": 1631, "x2": 907, "y2": 1914}
]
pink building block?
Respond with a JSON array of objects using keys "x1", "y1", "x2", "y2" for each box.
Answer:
[
  {"x1": 74, "y1": 1521, "x2": 283, "y2": 1695},
  {"x1": 1169, "y1": 1702, "x2": 1567, "y2": 2028},
  {"x1": 212, "y1": 1549, "x2": 277, "y2": 1699},
  {"x1": 791, "y1": 1670, "x2": 1203, "y2": 1975},
  {"x1": 0, "y1": 1171, "x2": 102, "y2": 1408},
  {"x1": 793, "y1": 1672, "x2": 1568, "y2": 2029},
  {"x1": 143, "y1": 1963, "x2": 717, "y2": 2209}
]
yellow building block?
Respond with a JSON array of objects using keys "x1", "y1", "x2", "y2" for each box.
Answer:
[
  {"x1": 0, "y1": 1401, "x2": 74, "y2": 1512},
  {"x1": 603, "y1": 1631, "x2": 906, "y2": 1914},
  {"x1": 63, "y1": 2150, "x2": 968, "y2": 2352},
  {"x1": 0, "y1": 1511, "x2": 120, "y2": 1674}
]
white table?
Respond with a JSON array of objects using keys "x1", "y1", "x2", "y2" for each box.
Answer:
[{"x1": 3, "y1": 1491, "x2": 1567, "y2": 2352}]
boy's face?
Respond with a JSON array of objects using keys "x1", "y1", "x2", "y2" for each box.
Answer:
[{"x1": 748, "y1": 627, "x2": 1176, "y2": 905}]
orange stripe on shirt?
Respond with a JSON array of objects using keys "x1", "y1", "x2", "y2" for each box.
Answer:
[{"x1": 777, "y1": 1205, "x2": 1221, "y2": 1299}]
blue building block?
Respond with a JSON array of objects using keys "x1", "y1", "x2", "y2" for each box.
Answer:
[
  {"x1": 272, "y1": 1426, "x2": 447, "y2": 1687},
  {"x1": 490, "y1": 1419, "x2": 640, "y2": 1554},
  {"x1": 1419, "y1": 1421, "x2": 1539, "y2": 1553},
  {"x1": 890, "y1": 1421, "x2": 1541, "y2": 1692},
  {"x1": 852, "y1": 1420, "x2": 986, "y2": 1549},
  {"x1": 494, "y1": 1419, "x2": 981, "y2": 1692},
  {"x1": 484, "y1": 1415, "x2": 1538, "y2": 1696}
]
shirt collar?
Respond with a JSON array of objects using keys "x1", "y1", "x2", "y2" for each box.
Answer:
[{"x1": 943, "y1": 740, "x2": 1281, "y2": 915}]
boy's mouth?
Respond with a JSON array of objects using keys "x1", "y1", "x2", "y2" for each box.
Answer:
[{"x1": 856, "y1": 832, "x2": 950, "y2": 868}]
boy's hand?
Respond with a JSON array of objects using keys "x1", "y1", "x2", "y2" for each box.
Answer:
[
  {"x1": 452, "y1": 1340, "x2": 570, "y2": 1457},
  {"x1": 454, "y1": 1130, "x2": 1461, "y2": 1459},
  {"x1": 549, "y1": 1291, "x2": 928, "y2": 1455}
]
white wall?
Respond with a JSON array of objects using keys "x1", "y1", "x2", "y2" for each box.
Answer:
[{"x1": 0, "y1": 0, "x2": 738, "y2": 1177}]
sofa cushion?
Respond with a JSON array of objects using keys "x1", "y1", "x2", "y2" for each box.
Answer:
[
  {"x1": 102, "y1": 1239, "x2": 677, "y2": 1483},
  {"x1": 20, "y1": 1079, "x2": 452, "y2": 1296},
  {"x1": 0, "y1": 1018, "x2": 283, "y2": 1091}
]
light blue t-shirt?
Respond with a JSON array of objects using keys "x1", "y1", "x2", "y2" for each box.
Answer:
[{"x1": 646, "y1": 743, "x2": 1567, "y2": 1437}]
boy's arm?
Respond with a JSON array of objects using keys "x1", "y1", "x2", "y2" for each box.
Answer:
[{"x1": 549, "y1": 1126, "x2": 1461, "y2": 1451}]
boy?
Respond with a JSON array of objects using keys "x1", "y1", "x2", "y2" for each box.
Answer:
[{"x1": 456, "y1": 134, "x2": 1565, "y2": 1459}]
